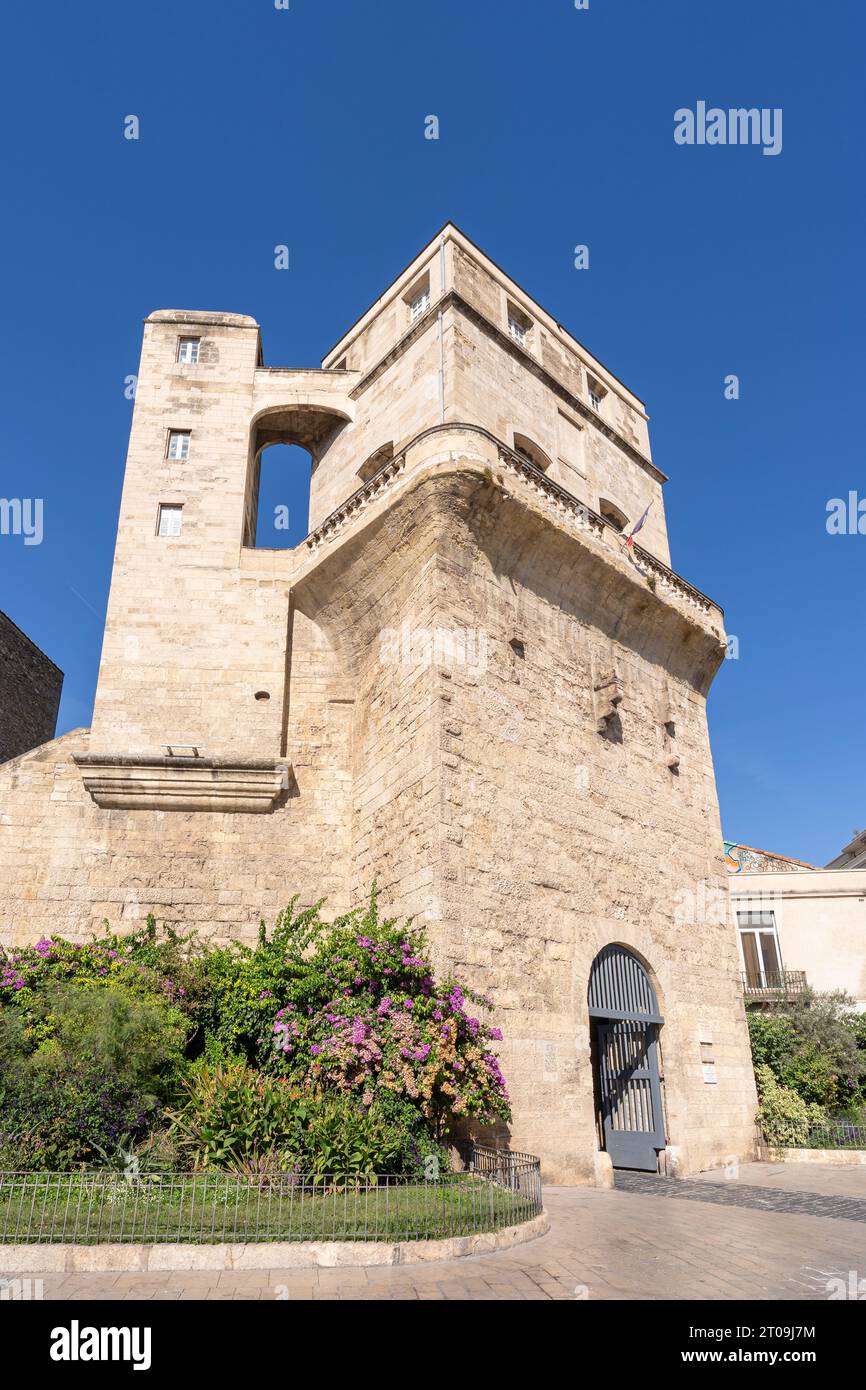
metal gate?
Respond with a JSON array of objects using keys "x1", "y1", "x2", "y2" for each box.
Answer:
[{"x1": 589, "y1": 945, "x2": 665, "y2": 1172}]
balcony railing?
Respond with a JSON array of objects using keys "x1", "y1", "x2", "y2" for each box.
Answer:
[{"x1": 742, "y1": 970, "x2": 807, "y2": 1000}]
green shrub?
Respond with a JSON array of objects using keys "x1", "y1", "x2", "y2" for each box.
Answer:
[
  {"x1": 0, "y1": 888, "x2": 510, "y2": 1173},
  {"x1": 748, "y1": 991, "x2": 866, "y2": 1112},
  {"x1": 38, "y1": 986, "x2": 188, "y2": 1099},
  {"x1": 0, "y1": 987, "x2": 189, "y2": 1170},
  {"x1": 166, "y1": 1063, "x2": 449, "y2": 1179},
  {"x1": 267, "y1": 887, "x2": 511, "y2": 1138},
  {"x1": 202, "y1": 899, "x2": 326, "y2": 1063},
  {"x1": 165, "y1": 1063, "x2": 307, "y2": 1170},
  {"x1": 0, "y1": 1066, "x2": 160, "y2": 1170},
  {"x1": 755, "y1": 1064, "x2": 825, "y2": 1148}
]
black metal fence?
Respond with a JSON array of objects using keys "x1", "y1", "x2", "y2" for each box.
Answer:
[
  {"x1": 0, "y1": 1148, "x2": 542, "y2": 1245},
  {"x1": 796, "y1": 1123, "x2": 866, "y2": 1151},
  {"x1": 758, "y1": 1121, "x2": 866, "y2": 1152}
]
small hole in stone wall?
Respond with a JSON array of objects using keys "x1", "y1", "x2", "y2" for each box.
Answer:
[
  {"x1": 254, "y1": 690, "x2": 270, "y2": 702},
  {"x1": 509, "y1": 638, "x2": 525, "y2": 659}
]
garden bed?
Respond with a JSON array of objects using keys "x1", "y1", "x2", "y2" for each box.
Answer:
[{"x1": 0, "y1": 1160, "x2": 542, "y2": 1245}]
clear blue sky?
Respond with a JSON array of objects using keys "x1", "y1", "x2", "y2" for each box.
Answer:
[{"x1": 1, "y1": 1, "x2": 862, "y2": 866}]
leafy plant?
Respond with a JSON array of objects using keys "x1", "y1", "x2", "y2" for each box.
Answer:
[
  {"x1": 755, "y1": 1064, "x2": 825, "y2": 1148},
  {"x1": 748, "y1": 991, "x2": 866, "y2": 1111}
]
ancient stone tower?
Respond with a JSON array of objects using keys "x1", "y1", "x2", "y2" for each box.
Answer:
[{"x1": 0, "y1": 225, "x2": 758, "y2": 1180}]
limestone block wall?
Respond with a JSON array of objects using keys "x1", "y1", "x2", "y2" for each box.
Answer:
[
  {"x1": 0, "y1": 611, "x2": 63, "y2": 764},
  {"x1": 307, "y1": 324, "x2": 443, "y2": 530},
  {"x1": 445, "y1": 305, "x2": 670, "y2": 564},
  {"x1": 413, "y1": 465, "x2": 755, "y2": 1181},
  {"x1": 448, "y1": 239, "x2": 652, "y2": 457},
  {"x1": 0, "y1": 666, "x2": 353, "y2": 948},
  {"x1": 91, "y1": 311, "x2": 276, "y2": 755}
]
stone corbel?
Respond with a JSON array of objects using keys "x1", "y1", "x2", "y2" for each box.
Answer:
[
  {"x1": 658, "y1": 686, "x2": 679, "y2": 772},
  {"x1": 593, "y1": 672, "x2": 623, "y2": 734}
]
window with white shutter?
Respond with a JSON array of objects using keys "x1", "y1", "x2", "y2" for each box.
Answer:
[
  {"x1": 167, "y1": 430, "x2": 190, "y2": 460},
  {"x1": 157, "y1": 504, "x2": 183, "y2": 537}
]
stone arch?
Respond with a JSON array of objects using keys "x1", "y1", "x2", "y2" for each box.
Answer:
[
  {"x1": 511, "y1": 432, "x2": 552, "y2": 473},
  {"x1": 243, "y1": 402, "x2": 352, "y2": 547},
  {"x1": 357, "y1": 441, "x2": 395, "y2": 483},
  {"x1": 598, "y1": 497, "x2": 629, "y2": 532}
]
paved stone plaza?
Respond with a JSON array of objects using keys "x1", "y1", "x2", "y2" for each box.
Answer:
[{"x1": 20, "y1": 1163, "x2": 866, "y2": 1301}]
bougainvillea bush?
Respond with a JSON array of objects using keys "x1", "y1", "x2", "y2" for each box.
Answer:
[
  {"x1": 0, "y1": 889, "x2": 511, "y2": 1172},
  {"x1": 266, "y1": 901, "x2": 510, "y2": 1139}
]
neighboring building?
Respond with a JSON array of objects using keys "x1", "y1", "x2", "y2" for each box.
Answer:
[
  {"x1": 826, "y1": 829, "x2": 866, "y2": 870},
  {"x1": 0, "y1": 225, "x2": 758, "y2": 1181},
  {"x1": 726, "y1": 839, "x2": 866, "y2": 1008},
  {"x1": 0, "y1": 609, "x2": 63, "y2": 763}
]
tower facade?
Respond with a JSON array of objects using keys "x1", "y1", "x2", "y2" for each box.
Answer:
[{"x1": 0, "y1": 226, "x2": 757, "y2": 1180}]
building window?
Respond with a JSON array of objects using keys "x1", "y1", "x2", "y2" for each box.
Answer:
[
  {"x1": 157, "y1": 504, "x2": 183, "y2": 537},
  {"x1": 587, "y1": 376, "x2": 607, "y2": 414},
  {"x1": 410, "y1": 289, "x2": 430, "y2": 323},
  {"x1": 403, "y1": 272, "x2": 431, "y2": 329},
  {"x1": 167, "y1": 430, "x2": 190, "y2": 461},
  {"x1": 737, "y1": 912, "x2": 782, "y2": 988},
  {"x1": 177, "y1": 338, "x2": 200, "y2": 365},
  {"x1": 505, "y1": 299, "x2": 532, "y2": 347}
]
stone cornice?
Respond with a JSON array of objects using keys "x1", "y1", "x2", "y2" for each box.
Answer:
[
  {"x1": 74, "y1": 755, "x2": 292, "y2": 813},
  {"x1": 303, "y1": 423, "x2": 721, "y2": 623}
]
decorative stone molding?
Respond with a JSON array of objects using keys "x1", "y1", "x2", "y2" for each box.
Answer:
[
  {"x1": 74, "y1": 754, "x2": 291, "y2": 813},
  {"x1": 305, "y1": 453, "x2": 406, "y2": 553},
  {"x1": 303, "y1": 424, "x2": 722, "y2": 628}
]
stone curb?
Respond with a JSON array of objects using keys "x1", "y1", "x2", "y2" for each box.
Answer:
[
  {"x1": 0, "y1": 1211, "x2": 549, "y2": 1273},
  {"x1": 757, "y1": 1147, "x2": 866, "y2": 1167}
]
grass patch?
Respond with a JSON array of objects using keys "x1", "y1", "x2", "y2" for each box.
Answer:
[{"x1": 0, "y1": 1173, "x2": 536, "y2": 1244}]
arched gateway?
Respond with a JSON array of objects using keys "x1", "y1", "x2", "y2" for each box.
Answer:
[{"x1": 588, "y1": 945, "x2": 666, "y2": 1172}]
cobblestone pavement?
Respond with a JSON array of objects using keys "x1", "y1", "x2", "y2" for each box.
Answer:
[
  {"x1": 15, "y1": 1163, "x2": 866, "y2": 1301},
  {"x1": 614, "y1": 1169, "x2": 866, "y2": 1223}
]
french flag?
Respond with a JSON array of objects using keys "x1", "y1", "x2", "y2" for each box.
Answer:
[{"x1": 625, "y1": 502, "x2": 651, "y2": 550}]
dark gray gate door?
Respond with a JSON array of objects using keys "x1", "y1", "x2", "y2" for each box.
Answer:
[
  {"x1": 589, "y1": 946, "x2": 665, "y2": 1172},
  {"x1": 597, "y1": 1020, "x2": 664, "y2": 1171}
]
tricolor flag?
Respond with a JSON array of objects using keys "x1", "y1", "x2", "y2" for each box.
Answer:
[{"x1": 625, "y1": 501, "x2": 651, "y2": 550}]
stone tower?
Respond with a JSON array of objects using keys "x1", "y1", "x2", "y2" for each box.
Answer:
[{"x1": 0, "y1": 225, "x2": 758, "y2": 1180}]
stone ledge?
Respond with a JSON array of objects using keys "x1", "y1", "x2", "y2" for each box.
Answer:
[
  {"x1": 757, "y1": 1147, "x2": 866, "y2": 1167},
  {"x1": 0, "y1": 1212, "x2": 549, "y2": 1272},
  {"x1": 73, "y1": 755, "x2": 292, "y2": 813}
]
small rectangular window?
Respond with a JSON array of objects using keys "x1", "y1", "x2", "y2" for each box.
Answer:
[
  {"x1": 410, "y1": 289, "x2": 430, "y2": 324},
  {"x1": 587, "y1": 376, "x2": 607, "y2": 414},
  {"x1": 157, "y1": 504, "x2": 183, "y2": 537},
  {"x1": 167, "y1": 430, "x2": 190, "y2": 460},
  {"x1": 506, "y1": 301, "x2": 532, "y2": 348},
  {"x1": 177, "y1": 338, "x2": 200, "y2": 364}
]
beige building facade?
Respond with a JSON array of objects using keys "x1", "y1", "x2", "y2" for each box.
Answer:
[
  {"x1": 0, "y1": 225, "x2": 758, "y2": 1181},
  {"x1": 727, "y1": 839, "x2": 866, "y2": 1008}
]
